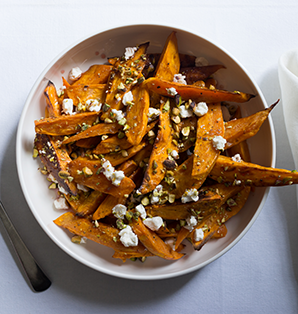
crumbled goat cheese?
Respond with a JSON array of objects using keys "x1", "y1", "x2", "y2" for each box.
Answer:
[
  {"x1": 86, "y1": 99, "x2": 102, "y2": 112},
  {"x1": 102, "y1": 159, "x2": 114, "y2": 180},
  {"x1": 212, "y1": 136, "x2": 226, "y2": 150},
  {"x1": 54, "y1": 197, "x2": 69, "y2": 210},
  {"x1": 101, "y1": 159, "x2": 125, "y2": 186},
  {"x1": 195, "y1": 56, "x2": 209, "y2": 67},
  {"x1": 151, "y1": 184, "x2": 163, "y2": 204},
  {"x1": 69, "y1": 67, "x2": 82, "y2": 81},
  {"x1": 166, "y1": 87, "x2": 178, "y2": 96},
  {"x1": 184, "y1": 215, "x2": 197, "y2": 231},
  {"x1": 62, "y1": 98, "x2": 74, "y2": 115},
  {"x1": 111, "y1": 170, "x2": 125, "y2": 186},
  {"x1": 143, "y1": 216, "x2": 163, "y2": 231},
  {"x1": 173, "y1": 73, "x2": 187, "y2": 85},
  {"x1": 112, "y1": 204, "x2": 127, "y2": 219},
  {"x1": 122, "y1": 91, "x2": 134, "y2": 106},
  {"x1": 58, "y1": 185, "x2": 68, "y2": 195},
  {"x1": 135, "y1": 204, "x2": 147, "y2": 219},
  {"x1": 179, "y1": 105, "x2": 193, "y2": 118},
  {"x1": 77, "y1": 184, "x2": 89, "y2": 192},
  {"x1": 171, "y1": 150, "x2": 179, "y2": 159},
  {"x1": 124, "y1": 47, "x2": 137, "y2": 60},
  {"x1": 234, "y1": 179, "x2": 242, "y2": 186},
  {"x1": 181, "y1": 188, "x2": 199, "y2": 203},
  {"x1": 232, "y1": 153, "x2": 242, "y2": 162},
  {"x1": 119, "y1": 226, "x2": 138, "y2": 247},
  {"x1": 194, "y1": 228, "x2": 204, "y2": 242},
  {"x1": 194, "y1": 102, "x2": 208, "y2": 117},
  {"x1": 148, "y1": 107, "x2": 161, "y2": 122},
  {"x1": 111, "y1": 109, "x2": 125, "y2": 122}
]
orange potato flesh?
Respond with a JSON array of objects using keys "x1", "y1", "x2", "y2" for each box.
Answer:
[
  {"x1": 34, "y1": 112, "x2": 100, "y2": 136},
  {"x1": 144, "y1": 77, "x2": 255, "y2": 103}
]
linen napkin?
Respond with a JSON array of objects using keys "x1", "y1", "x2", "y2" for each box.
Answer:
[{"x1": 278, "y1": 49, "x2": 298, "y2": 171}]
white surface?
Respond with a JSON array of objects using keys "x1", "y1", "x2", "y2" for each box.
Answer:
[
  {"x1": 16, "y1": 24, "x2": 274, "y2": 280},
  {"x1": 0, "y1": 0, "x2": 297, "y2": 313}
]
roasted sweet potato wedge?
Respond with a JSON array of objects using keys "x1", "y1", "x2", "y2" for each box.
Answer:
[
  {"x1": 139, "y1": 100, "x2": 174, "y2": 194},
  {"x1": 112, "y1": 250, "x2": 154, "y2": 262},
  {"x1": 62, "y1": 122, "x2": 121, "y2": 144},
  {"x1": 225, "y1": 101, "x2": 277, "y2": 149},
  {"x1": 192, "y1": 103, "x2": 224, "y2": 185},
  {"x1": 75, "y1": 190, "x2": 106, "y2": 217},
  {"x1": 101, "y1": 42, "x2": 149, "y2": 120},
  {"x1": 209, "y1": 155, "x2": 298, "y2": 186},
  {"x1": 125, "y1": 86, "x2": 150, "y2": 146},
  {"x1": 174, "y1": 184, "x2": 244, "y2": 250},
  {"x1": 54, "y1": 212, "x2": 147, "y2": 254},
  {"x1": 103, "y1": 141, "x2": 147, "y2": 167},
  {"x1": 44, "y1": 81, "x2": 61, "y2": 117},
  {"x1": 227, "y1": 105, "x2": 252, "y2": 162},
  {"x1": 64, "y1": 84, "x2": 106, "y2": 107},
  {"x1": 35, "y1": 112, "x2": 100, "y2": 136},
  {"x1": 131, "y1": 218, "x2": 184, "y2": 260},
  {"x1": 155, "y1": 31, "x2": 180, "y2": 81},
  {"x1": 72, "y1": 64, "x2": 112, "y2": 86},
  {"x1": 93, "y1": 120, "x2": 157, "y2": 155},
  {"x1": 144, "y1": 77, "x2": 255, "y2": 103},
  {"x1": 150, "y1": 32, "x2": 180, "y2": 106},
  {"x1": 190, "y1": 186, "x2": 251, "y2": 250}
]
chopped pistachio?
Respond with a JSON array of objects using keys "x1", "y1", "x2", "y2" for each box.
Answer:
[
  {"x1": 118, "y1": 117, "x2": 127, "y2": 126},
  {"x1": 163, "y1": 100, "x2": 170, "y2": 112},
  {"x1": 39, "y1": 168, "x2": 48, "y2": 175},
  {"x1": 82, "y1": 167, "x2": 93, "y2": 177},
  {"x1": 172, "y1": 107, "x2": 180, "y2": 116},
  {"x1": 116, "y1": 219, "x2": 126, "y2": 229},
  {"x1": 71, "y1": 235, "x2": 83, "y2": 244},
  {"x1": 117, "y1": 82, "x2": 126, "y2": 91},
  {"x1": 171, "y1": 115, "x2": 181, "y2": 124},
  {"x1": 168, "y1": 194, "x2": 175, "y2": 203},
  {"x1": 104, "y1": 118, "x2": 113, "y2": 123},
  {"x1": 181, "y1": 126, "x2": 190, "y2": 137},
  {"x1": 148, "y1": 130, "x2": 155, "y2": 138},
  {"x1": 141, "y1": 196, "x2": 150, "y2": 206},
  {"x1": 58, "y1": 170, "x2": 71, "y2": 179},
  {"x1": 48, "y1": 182, "x2": 57, "y2": 189},
  {"x1": 67, "y1": 176, "x2": 74, "y2": 182},
  {"x1": 32, "y1": 148, "x2": 38, "y2": 158},
  {"x1": 102, "y1": 103, "x2": 110, "y2": 112},
  {"x1": 123, "y1": 124, "x2": 130, "y2": 131},
  {"x1": 118, "y1": 131, "x2": 125, "y2": 139},
  {"x1": 121, "y1": 150, "x2": 129, "y2": 157}
]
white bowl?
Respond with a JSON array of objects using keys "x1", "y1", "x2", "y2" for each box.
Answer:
[{"x1": 16, "y1": 24, "x2": 275, "y2": 280}]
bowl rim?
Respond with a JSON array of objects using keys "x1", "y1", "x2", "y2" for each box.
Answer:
[{"x1": 16, "y1": 23, "x2": 276, "y2": 280}]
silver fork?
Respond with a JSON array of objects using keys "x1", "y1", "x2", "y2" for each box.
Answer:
[{"x1": 0, "y1": 200, "x2": 51, "y2": 292}]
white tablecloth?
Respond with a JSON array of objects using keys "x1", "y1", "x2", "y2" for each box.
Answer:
[{"x1": 0, "y1": 0, "x2": 297, "y2": 313}]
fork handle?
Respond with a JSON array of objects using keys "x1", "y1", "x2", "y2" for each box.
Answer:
[{"x1": 0, "y1": 200, "x2": 51, "y2": 292}]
